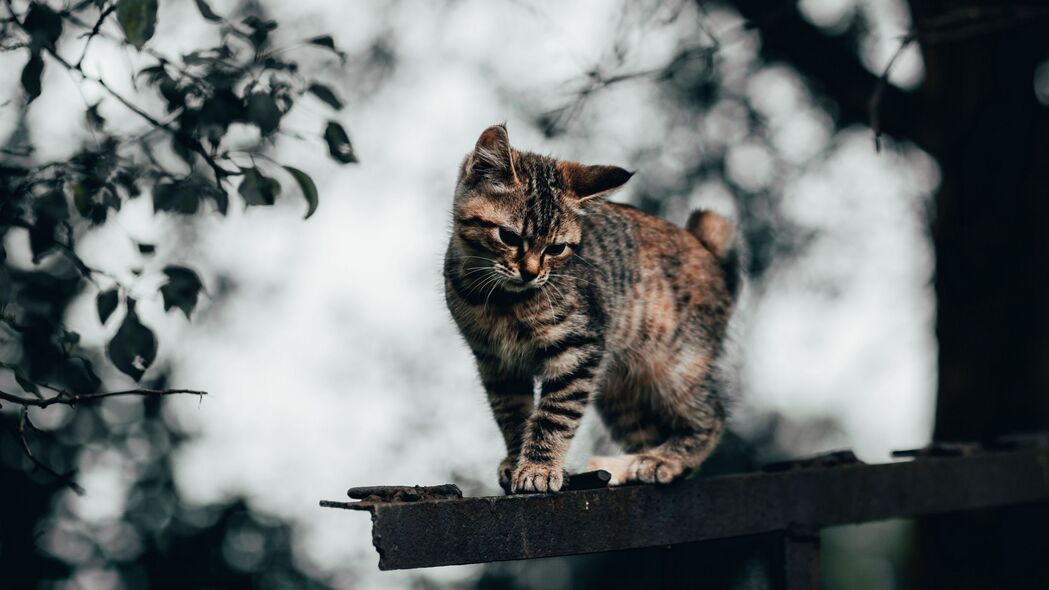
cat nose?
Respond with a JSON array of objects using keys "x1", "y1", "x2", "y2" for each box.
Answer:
[{"x1": 519, "y1": 268, "x2": 538, "y2": 283}]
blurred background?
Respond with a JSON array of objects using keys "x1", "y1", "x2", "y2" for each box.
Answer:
[{"x1": 2, "y1": 0, "x2": 1047, "y2": 588}]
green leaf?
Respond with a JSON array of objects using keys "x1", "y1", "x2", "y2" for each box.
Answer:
[
  {"x1": 306, "y1": 35, "x2": 347, "y2": 62},
  {"x1": 96, "y1": 288, "x2": 119, "y2": 324},
  {"x1": 28, "y1": 218, "x2": 58, "y2": 263},
  {"x1": 307, "y1": 35, "x2": 336, "y2": 50},
  {"x1": 193, "y1": 0, "x2": 222, "y2": 21},
  {"x1": 238, "y1": 168, "x2": 281, "y2": 206},
  {"x1": 117, "y1": 0, "x2": 158, "y2": 50},
  {"x1": 159, "y1": 265, "x2": 203, "y2": 319},
  {"x1": 246, "y1": 92, "x2": 282, "y2": 136},
  {"x1": 21, "y1": 51, "x2": 44, "y2": 103},
  {"x1": 323, "y1": 121, "x2": 358, "y2": 164},
  {"x1": 283, "y1": 166, "x2": 319, "y2": 219},
  {"x1": 34, "y1": 190, "x2": 69, "y2": 221},
  {"x1": 153, "y1": 179, "x2": 200, "y2": 214},
  {"x1": 242, "y1": 16, "x2": 277, "y2": 49},
  {"x1": 106, "y1": 299, "x2": 157, "y2": 381},
  {"x1": 209, "y1": 186, "x2": 229, "y2": 215},
  {"x1": 308, "y1": 83, "x2": 343, "y2": 110},
  {"x1": 23, "y1": 3, "x2": 63, "y2": 49}
]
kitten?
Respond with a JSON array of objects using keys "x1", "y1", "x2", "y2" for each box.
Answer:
[{"x1": 444, "y1": 125, "x2": 739, "y2": 493}]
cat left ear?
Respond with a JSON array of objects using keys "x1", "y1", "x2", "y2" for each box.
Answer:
[
  {"x1": 562, "y1": 163, "x2": 634, "y2": 202},
  {"x1": 469, "y1": 124, "x2": 518, "y2": 184}
]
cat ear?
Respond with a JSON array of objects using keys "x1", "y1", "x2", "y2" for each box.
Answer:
[
  {"x1": 469, "y1": 124, "x2": 518, "y2": 184},
  {"x1": 563, "y1": 163, "x2": 633, "y2": 202}
]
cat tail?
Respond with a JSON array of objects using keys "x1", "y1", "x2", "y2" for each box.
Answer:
[{"x1": 686, "y1": 210, "x2": 742, "y2": 301}]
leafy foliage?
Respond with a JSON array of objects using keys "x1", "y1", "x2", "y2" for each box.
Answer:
[
  {"x1": 95, "y1": 288, "x2": 118, "y2": 324},
  {"x1": 106, "y1": 298, "x2": 157, "y2": 381},
  {"x1": 239, "y1": 167, "x2": 281, "y2": 206},
  {"x1": 0, "y1": 0, "x2": 357, "y2": 486},
  {"x1": 159, "y1": 265, "x2": 204, "y2": 319},
  {"x1": 284, "y1": 165, "x2": 320, "y2": 218},
  {"x1": 324, "y1": 120, "x2": 358, "y2": 163},
  {"x1": 116, "y1": 0, "x2": 157, "y2": 49}
]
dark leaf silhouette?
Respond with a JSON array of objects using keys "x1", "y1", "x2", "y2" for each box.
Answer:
[
  {"x1": 284, "y1": 166, "x2": 319, "y2": 219},
  {"x1": 153, "y1": 180, "x2": 201, "y2": 214},
  {"x1": 324, "y1": 121, "x2": 358, "y2": 164},
  {"x1": 106, "y1": 299, "x2": 157, "y2": 381},
  {"x1": 239, "y1": 168, "x2": 281, "y2": 206},
  {"x1": 28, "y1": 218, "x2": 58, "y2": 262},
  {"x1": 34, "y1": 190, "x2": 69, "y2": 221},
  {"x1": 22, "y1": 3, "x2": 63, "y2": 49},
  {"x1": 160, "y1": 265, "x2": 203, "y2": 319},
  {"x1": 308, "y1": 83, "x2": 343, "y2": 110},
  {"x1": 96, "y1": 289, "x2": 119, "y2": 324},
  {"x1": 306, "y1": 35, "x2": 347, "y2": 62},
  {"x1": 242, "y1": 16, "x2": 278, "y2": 49},
  {"x1": 307, "y1": 35, "x2": 336, "y2": 50},
  {"x1": 21, "y1": 51, "x2": 44, "y2": 102},
  {"x1": 193, "y1": 0, "x2": 222, "y2": 22},
  {"x1": 117, "y1": 0, "x2": 159, "y2": 50},
  {"x1": 247, "y1": 93, "x2": 283, "y2": 136}
]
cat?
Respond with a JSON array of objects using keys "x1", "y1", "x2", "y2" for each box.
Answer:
[{"x1": 444, "y1": 124, "x2": 739, "y2": 493}]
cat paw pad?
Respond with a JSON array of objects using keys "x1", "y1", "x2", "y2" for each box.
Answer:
[
  {"x1": 511, "y1": 462, "x2": 565, "y2": 493},
  {"x1": 630, "y1": 454, "x2": 686, "y2": 484}
]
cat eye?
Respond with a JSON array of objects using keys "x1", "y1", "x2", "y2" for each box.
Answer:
[
  {"x1": 498, "y1": 227, "x2": 523, "y2": 248},
  {"x1": 545, "y1": 243, "x2": 568, "y2": 256}
]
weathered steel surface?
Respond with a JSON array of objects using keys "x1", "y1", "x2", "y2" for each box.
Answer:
[{"x1": 327, "y1": 448, "x2": 1049, "y2": 570}]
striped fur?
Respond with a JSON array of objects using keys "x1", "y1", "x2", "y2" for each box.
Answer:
[{"x1": 445, "y1": 125, "x2": 739, "y2": 493}]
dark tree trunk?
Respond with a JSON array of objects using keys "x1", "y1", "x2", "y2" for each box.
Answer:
[
  {"x1": 910, "y1": 0, "x2": 1049, "y2": 587},
  {"x1": 718, "y1": 0, "x2": 1049, "y2": 585}
]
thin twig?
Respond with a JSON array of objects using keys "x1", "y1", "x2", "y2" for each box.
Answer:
[
  {"x1": 18, "y1": 408, "x2": 86, "y2": 494},
  {"x1": 0, "y1": 387, "x2": 207, "y2": 409},
  {"x1": 4, "y1": 0, "x2": 236, "y2": 183},
  {"x1": 868, "y1": 33, "x2": 916, "y2": 153},
  {"x1": 74, "y1": 1, "x2": 117, "y2": 68}
]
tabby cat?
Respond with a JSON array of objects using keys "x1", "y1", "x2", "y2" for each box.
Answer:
[{"x1": 444, "y1": 125, "x2": 739, "y2": 493}]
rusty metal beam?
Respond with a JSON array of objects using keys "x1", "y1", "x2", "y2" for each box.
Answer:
[{"x1": 323, "y1": 447, "x2": 1049, "y2": 570}]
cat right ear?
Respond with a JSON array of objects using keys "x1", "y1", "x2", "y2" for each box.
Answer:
[{"x1": 469, "y1": 124, "x2": 518, "y2": 184}]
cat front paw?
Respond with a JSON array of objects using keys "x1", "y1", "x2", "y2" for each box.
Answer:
[
  {"x1": 511, "y1": 461, "x2": 565, "y2": 493},
  {"x1": 629, "y1": 453, "x2": 687, "y2": 484},
  {"x1": 497, "y1": 456, "x2": 515, "y2": 493}
]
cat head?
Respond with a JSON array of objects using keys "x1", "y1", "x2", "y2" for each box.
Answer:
[{"x1": 451, "y1": 124, "x2": 632, "y2": 291}]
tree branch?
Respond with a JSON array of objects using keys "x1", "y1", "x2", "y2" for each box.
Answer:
[
  {"x1": 4, "y1": 0, "x2": 237, "y2": 183},
  {"x1": 726, "y1": 0, "x2": 922, "y2": 148},
  {"x1": 7, "y1": 387, "x2": 206, "y2": 494},
  {"x1": 17, "y1": 407, "x2": 86, "y2": 494},
  {"x1": 0, "y1": 387, "x2": 207, "y2": 409},
  {"x1": 74, "y1": 0, "x2": 117, "y2": 68}
]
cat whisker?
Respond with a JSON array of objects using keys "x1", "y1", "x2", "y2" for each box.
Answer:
[
  {"x1": 482, "y1": 276, "x2": 505, "y2": 315},
  {"x1": 451, "y1": 255, "x2": 499, "y2": 264},
  {"x1": 461, "y1": 266, "x2": 496, "y2": 278},
  {"x1": 462, "y1": 271, "x2": 502, "y2": 297}
]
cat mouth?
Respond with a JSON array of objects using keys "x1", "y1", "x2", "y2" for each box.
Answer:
[
  {"x1": 502, "y1": 277, "x2": 547, "y2": 292},
  {"x1": 502, "y1": 281, "x2": 539, "y2": 292}
]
